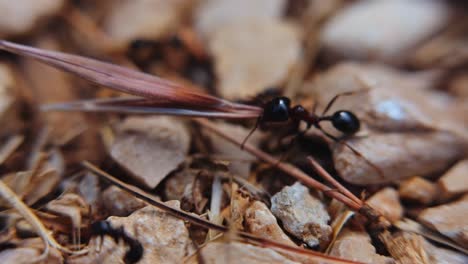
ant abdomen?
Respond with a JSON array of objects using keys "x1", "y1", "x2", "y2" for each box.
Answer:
[{"x1": 330, "y1": 110, "x2": 360, "y2": 135}]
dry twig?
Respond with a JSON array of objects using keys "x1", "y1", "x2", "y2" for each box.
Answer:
[{"x1": 82, "y1": 161, "x2": 364, "y2": 264}]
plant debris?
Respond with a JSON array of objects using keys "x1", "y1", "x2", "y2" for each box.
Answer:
[{"x1": 0, "y1": 1, "x2": 466, "y2": 263}]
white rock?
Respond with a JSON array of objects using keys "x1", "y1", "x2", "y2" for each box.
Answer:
[
  {"x1": 244, "y1": 201, "x2": 295, "y2": 246},
  {"x1": 210, "y1": 20, "x2": 301, "y2": 99},
  {"x1": 0, "y1": 0, "x2": 64, "y2": 38},
  {"x1": 321, "y1": 0, "x2": 451, "y2": 61},
  {"x1": 110, "y1": 116, "x2": 190, "y2": 188},
  {"x1": 103, "y1": 0, "x2": 191, "y2": 48},
  {"x1": 271, "y1": 182, "x2": 331, "y2": 248},
  {"x1": 195, "y1": 0, "x2": 286, "y2": 40}
]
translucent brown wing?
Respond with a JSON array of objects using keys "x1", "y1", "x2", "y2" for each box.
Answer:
[
  {"x1": 42, "y1": 97, "x2": 261, "y2": 119},
  {"x1": 0, "y1": 40, "x2": 262, "y2": 116}
]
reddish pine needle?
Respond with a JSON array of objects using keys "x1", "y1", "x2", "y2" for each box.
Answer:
[
  {"x1": 307, "y1": 157, "x2": 363, "y2": 206},
  {"x1": 194, "y1": 118, "x2": 362, "y2": 211},
  {"x1": 82, "y1": 161, "x2": 364, "y2": 264}
]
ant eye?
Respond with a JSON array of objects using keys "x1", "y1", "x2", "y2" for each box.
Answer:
[
  {"x1": 262, "y1": 97, "x2": 290, "y2": 122},
  {"x1": 331, "y1": 111, "x2": 360, "y2": 134}
]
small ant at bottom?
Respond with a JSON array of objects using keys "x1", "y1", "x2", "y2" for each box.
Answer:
[{"x1": 90, "y1": 220, "x2": 143, "y2": 264}]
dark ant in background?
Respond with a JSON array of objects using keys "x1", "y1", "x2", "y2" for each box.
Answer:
[{"x1": 90, "y1": 221, "x2": 143, "y2": 264}]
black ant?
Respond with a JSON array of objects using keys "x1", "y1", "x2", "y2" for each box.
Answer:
[
  {"x1": 90, "y1": 221, "x2": 143, "y2": 264},
  {"x1": 242, "y1": 90, "x2": 383, "y2": 176},
  {"x1": 243, "y1": 91, "x2": 361, "y2": 146}
]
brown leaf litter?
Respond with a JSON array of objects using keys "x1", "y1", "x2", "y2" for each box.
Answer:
[{"x1": 0, "y1": 1, "x2": 467, "y2": 263}]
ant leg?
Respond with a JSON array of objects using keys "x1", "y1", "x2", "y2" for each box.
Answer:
[
  {"x1": 321, "y1": 89, "x2": 370, "y2": 116},
  {"x1": 274, "y1": 123, "x2": 311, "y2": 166},
  {"x1": 241, "y1": 117, "x2": 260, "y2": 149},
  {"x1": 316, "y1": 126, "x2": 385, "y2": 178}
]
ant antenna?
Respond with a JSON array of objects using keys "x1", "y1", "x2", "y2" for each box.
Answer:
[{"x1": 321, "y1": 89, "x2": 370, "y2": 116}]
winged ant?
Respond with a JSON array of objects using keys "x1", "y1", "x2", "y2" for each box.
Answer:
[{"x1": 0, "y1": 40, "x2": 381, "y2": 177}]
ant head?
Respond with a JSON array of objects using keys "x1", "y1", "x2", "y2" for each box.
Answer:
[
  {"x1": 330, "y1": 110, "x2": 360, "y2": 135},
  {"x1": 262, "y1": 97, "x2": 291, "y2": 122}
]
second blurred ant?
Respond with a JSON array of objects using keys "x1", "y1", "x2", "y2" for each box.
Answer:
[{"x1": 90, "y1": 220, "x2": 143, "y2": 264}]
